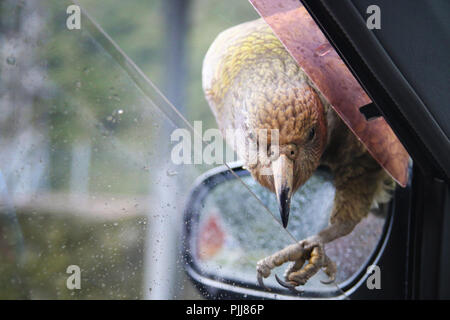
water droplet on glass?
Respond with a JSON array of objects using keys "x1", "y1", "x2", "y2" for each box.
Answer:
[
  {"x1": 315, "y1": 43, "x2": 332, "y2": 57},
  {"x1": 83, "y1": 66, "x2": 92, "y2": 74},
  {"x1": 6, "y1": 56, "x2": 16, "y2": 65},
  {"x1": 166, "y1": 169, "x2": 178, "y2": 177}
]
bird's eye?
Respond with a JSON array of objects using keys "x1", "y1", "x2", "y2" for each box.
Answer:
[{"x1": 308, "y1": 127, "x2": 316, "y2": 141}]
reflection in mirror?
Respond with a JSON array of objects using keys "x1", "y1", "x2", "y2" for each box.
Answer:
[{"x1": 186, "y1": 167, "x2": 387, "y2": 297}]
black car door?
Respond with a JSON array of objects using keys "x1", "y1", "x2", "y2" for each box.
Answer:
[{"x1": 299, "y1": 0, "x2": 450, "y2": 299}]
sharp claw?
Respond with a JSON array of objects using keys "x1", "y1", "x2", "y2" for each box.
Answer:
[
  {"x1": 320, "y1": 266, "x2": 336, "y2": 284},
  {"x1": 275, "y1": 274, "x2": 294, "y2": 288},
  {"x1": 257, "y1": 273, "x2": 271, "y2": 291},
  {"x1": 320, "y1": 277, "x2": 335, "y2": 285},
  {"x1": 274, "y1": 274, "x2": 303, "y2": 293}
]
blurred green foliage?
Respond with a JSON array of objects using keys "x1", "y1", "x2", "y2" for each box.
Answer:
[
  {"x1": 33, "y1": 0, "x2": 257, "y2": 193},
  {"x1": 78, "y1": 0, "x2": 258, "y2": 128},
  {"x1": 0, "y1": 212, "x2": 146, "y2": 299}
]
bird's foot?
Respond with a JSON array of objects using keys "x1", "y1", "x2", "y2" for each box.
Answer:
[{"x1": 256, "y1": 237, "x2": 336, "y2": 292}]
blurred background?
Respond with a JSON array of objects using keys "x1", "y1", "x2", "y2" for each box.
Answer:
[{"x1": 0, "y1": 0, "x2": 259, "y2": 299}]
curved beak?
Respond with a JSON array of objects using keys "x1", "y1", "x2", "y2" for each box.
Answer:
[{"x1": 272, "y1": 154, "x2": 294, "y2": 228}]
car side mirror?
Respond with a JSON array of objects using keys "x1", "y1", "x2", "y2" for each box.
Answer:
[{"x1": 182, "y1": 163, "x2": 388, "y2": 299}]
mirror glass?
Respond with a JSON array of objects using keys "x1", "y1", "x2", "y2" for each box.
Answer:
[{"x1": 187, "y1": 168, "x2": 387, "y2": 296}]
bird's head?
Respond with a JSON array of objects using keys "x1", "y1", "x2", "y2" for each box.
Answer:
[{"x1": 244, "y1": 85, "x2": 328, "y2": 228}]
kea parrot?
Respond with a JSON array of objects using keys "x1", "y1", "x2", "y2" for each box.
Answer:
[{"x1": 202, "y1": 18, "x2": 395, "y2": 290}]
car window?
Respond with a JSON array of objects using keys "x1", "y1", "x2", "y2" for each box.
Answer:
[{"x1": 0, "y1": 0, "x2": 390, "y2": 299}]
